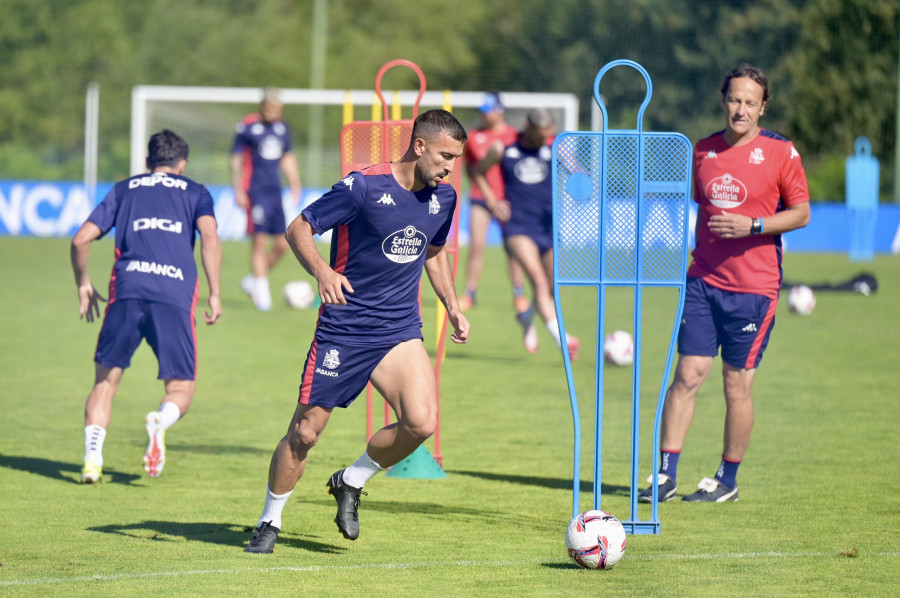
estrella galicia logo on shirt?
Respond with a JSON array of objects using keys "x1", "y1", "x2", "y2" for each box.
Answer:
[
  {"x1": 514, "y1": 156, "x2": 550, "y2": 184},
  {"x1": 705, "y1": 173, "x2": 748, "y2": 209},
  {"x1": 382, "y1": 225, "x2": 427, "y2": 264}
]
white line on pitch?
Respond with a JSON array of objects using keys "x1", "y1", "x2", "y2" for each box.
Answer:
[{"x1": 2, "y1": 552, "x2": 898, "y2": 587}]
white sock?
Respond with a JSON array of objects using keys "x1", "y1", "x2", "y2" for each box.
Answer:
[
  {"x1": 157, "y1": 401, "x2": 181, "y2": 430},
  {"x1": 545, "y1": 318, "x2": 562, "y2": 347},
  {"x1": 254, "y1": 277, "x2": 272, "y2": 310},
  {"x1": 341, "y1": 452, "x2": 385, "y2": 489},
  {"x1": 258, "y1": 486, "x2": 292, "y2": 530},
  {"x1": 84, "y1": 425, "x2": 106, "y2": 464}
]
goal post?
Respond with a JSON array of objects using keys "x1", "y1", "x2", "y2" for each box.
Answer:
[{"x1": 130, "y1": 85, "x2": 580, "y2": 185}]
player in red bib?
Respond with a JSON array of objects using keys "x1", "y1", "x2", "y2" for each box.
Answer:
[
  {"x1": 640, "y1": 65, "x2": 810, "y2": 503},
  {"x1": 459, "y1": 92, "x2": 528, "y2": 315}
]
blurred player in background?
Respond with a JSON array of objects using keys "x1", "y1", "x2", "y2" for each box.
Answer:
[
  {"x1": 474, "y1": 107, "x2": 578, "y2": 359},
  {"x1": 231, "y1": 87, "x2": 302, "y2": 311},
  {"x1": 459, "y1": 92, "x2": 529, "y2": 317},
  {"x1": 245, "y1": 109, "x2": 469, "y2": 554},
  {"x1": 71, "y1": 129, "x2": 222, "y2": 483},
  {"x1": 639, "y1": 64, "x2": 810, "y2": 503}
]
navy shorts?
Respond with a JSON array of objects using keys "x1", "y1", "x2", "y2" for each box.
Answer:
[
  {"x1": 503, "y1": 223, "x2": 553, "y2": 254},
  {"x1": 95, "y1": 299, "x2": 197, "y2": 380},
  {"x1": 678, "y1": 277, "x2": 778, "y2": 369},
  {"x1": 248, "y1": 191, "x2": 287, "y2": 235},
  {"x1": 297, "y1": 335, "x2": 420, "y2": 409}
]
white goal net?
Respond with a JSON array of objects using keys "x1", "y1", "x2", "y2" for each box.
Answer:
[{"x1": 130, "y1": 86, "x2": 579, "y2": 239}]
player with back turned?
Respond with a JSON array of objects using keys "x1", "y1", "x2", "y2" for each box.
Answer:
[{"x1": 71, "y1": 129, "x2": 222, "y2": 483}]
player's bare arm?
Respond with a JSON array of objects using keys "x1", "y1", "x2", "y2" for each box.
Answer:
[
  {"x1": 70, "y1": 221, "x2": 106, "y2": 323},
  {"x1": 709, "y1": 201, "x2": 810, "y2": 239},
  {"x1": 229, "y1": 153, "x2": 250, "y2": 209},
  {"x1": 281, "y1": 151, "x2": 302, "y2": 205},
  {"x1": 474, "y1": 141, "x2": 511, "y2": 222},
  {"x1": 424, "y1": 244, "x2": 469, "y2": 344},
  {"x1": 286, "y1": 214, "x2": 353, "y2": 305},
  {"x1": 197, "y1": 214, "x2": 222, "y2": 325}
]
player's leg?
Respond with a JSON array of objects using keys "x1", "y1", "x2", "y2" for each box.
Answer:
[
  {"x1": 83, "y1": 300, "x2": 143, "y2": 483},
  {"x1": 246, "y1": 403, "x2": 333, "y2": 553},
  {"x1": 142, "y1": 302, "x2": 199, "y2": 477},
  {"x1": 508, "y1": 253, "x2": 530, "y2": 313},
  {"x1": 82, "y1": 364, "x2": 124, "y2": 483},
  {"x1": 460, "y1": 201, "x2": 492, "y2": 311},
  {"x1": 721, "y1": 362, "x2": 756, "y2": 462},
  {"x1": 637, "y1": 353, "x2": 714, "y2": 502},
  {"x1": 267, "y1": 232, "x2": 290, "y2": 271},
  {"x1": 248, "y1": 232, "x2": 272, "y2": 310}
]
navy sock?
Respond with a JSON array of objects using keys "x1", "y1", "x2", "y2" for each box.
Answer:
[
  {"x1": 660, "y1": 450, "x2": 680, "y2": 481},
  {"x1": 715, "y1": 456, "x2": 741, "y2": 489}
]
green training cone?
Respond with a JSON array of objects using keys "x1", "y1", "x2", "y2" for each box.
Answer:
[{"x1": 385, "y1": 445, "x2": 447, "y2": 479}]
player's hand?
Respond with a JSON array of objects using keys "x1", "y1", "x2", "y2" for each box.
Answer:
[
  {"x1": 447, "y1": 309, "x2": 470, "y2": 344},
  {"x1": 78, "y1": 283, "x2": 107, "y2": 323},
  {"x1": 234, "y1": 189, "x2": 250, "y2": 209},
  {"x1": 708, "y1": 213, "x2": 753, "y2": 239},
  {"x1": 489, "y1": 201, "x2": 512, "y2": 223},
  {"x1": 317, "y1": 269, "x2": 354, "y2": 305},
  {"x1": 204, "y1": 295, "x2": 222, "y2": 325}
]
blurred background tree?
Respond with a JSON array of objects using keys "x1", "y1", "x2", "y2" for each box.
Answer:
[{"x1": 0, "y1": 0, "x2": 896, "y2": 200}]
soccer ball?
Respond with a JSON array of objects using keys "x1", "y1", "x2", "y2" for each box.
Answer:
[
  {"x1": 565, "y1": 510, "x2": 627, "y2": 570},
  {"x1": 788, "y1": 285, "x2": 816, "y2": 316},
  {"x1": 283, "y1": 280, "x2": 316, "y2": 309},
  {"x1": 603, "y1": 330, "x2": 634, "y2": 366}
]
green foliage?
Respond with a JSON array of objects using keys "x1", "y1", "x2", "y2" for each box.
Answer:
[
  {"x1": 0, "y1": 0, "x2": 896, "y2": 199},
  {"x1": 1, "y1": 241, "x2": 900, "y2": 595}
]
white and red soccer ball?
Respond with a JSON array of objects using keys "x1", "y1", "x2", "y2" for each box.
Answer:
[
  {"x1": 565, "y1": 510, "x2": 627, "y2": 570},
  {"x1": 283, "y1": 280, "x2": 316, "y2": 309},
  {"x1": 787, "y1": 285, "x2": 816, "y2": 316},
  {"x1": 603, "y1": 330, "x2": 634, "y2": 367}
]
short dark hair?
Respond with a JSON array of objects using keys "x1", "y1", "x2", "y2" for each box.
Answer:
[
  {"x1": 147, "y1": 129, "x2": 189, "y2": 169},
  {"x1": 411, "y1": 109, "x2": 467, "y2": 144},
  {"x1": 721, "y1": 64, "x2": 770, "y2": 104}
]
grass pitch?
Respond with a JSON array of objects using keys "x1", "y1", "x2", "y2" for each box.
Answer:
[{"x1": 0, "y1": 237, "x2": 898, "y2": 597}]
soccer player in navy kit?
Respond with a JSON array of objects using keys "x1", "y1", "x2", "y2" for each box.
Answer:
[
  {"x1": 246, "y1": 109, "x2": 469, "y2": 553},
  {"x1": 231, "y1": 87, "x2": 302, "y2": 311},
  {"x1": 474, "y1": 107, "x2": 579, "y2": 359},
  {"x1": 71, "y1": 130, "x2": 222, "y2": 483}
]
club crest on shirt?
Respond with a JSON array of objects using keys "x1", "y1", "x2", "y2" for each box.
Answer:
[
  {"x1": 749, "y1": 148, "x2": 765, "y2": 165},
  {"x1": 382, "y1": 225, "x2": 428, "y2": 264},
  {"x1": 429, "y1": 194, "x2": 440, "y2": 215},
  {"x1": 705, "y1": 173, "x2": 748, "y2": 209}
]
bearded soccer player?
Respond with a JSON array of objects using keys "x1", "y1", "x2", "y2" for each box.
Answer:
[
  {"x1": 639, "y1": 64, "x2": 810, "y2": 503},
  {"x1": 71, "y1": 129, "x2": 222, "y2": 483},
  {"x1": 245, "y1": 109, "x2": 469, "y2": 553}
]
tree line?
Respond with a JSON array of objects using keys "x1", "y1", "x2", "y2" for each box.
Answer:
[{"x1": 0, "y1": 0, "x2": 896, "y2": 200}]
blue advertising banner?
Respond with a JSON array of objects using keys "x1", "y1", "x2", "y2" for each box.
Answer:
[{"x1": 2, "y1": 179, "x2": 899, "y2": 254}]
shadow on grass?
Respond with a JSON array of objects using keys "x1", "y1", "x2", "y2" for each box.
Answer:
[
  {"x1": 0, "y1": 453, "x2": 141, "y2": 485},
  {"x1": 447, "y1": 469, "x2": 631, "y2": 496},
  {"x1": 87, "y1": 521, "x2": 346, "y2": 554}
]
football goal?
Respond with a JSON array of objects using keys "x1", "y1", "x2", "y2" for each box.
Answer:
[{"x1": 130, "y1": 85, "x2": 581, "y2": 189}]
